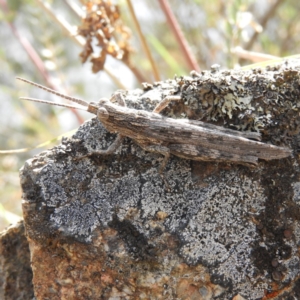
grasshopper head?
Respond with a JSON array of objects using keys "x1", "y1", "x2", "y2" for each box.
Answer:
[{"x1": 87, "y1": 99, "x2": 110, "y2": 115}]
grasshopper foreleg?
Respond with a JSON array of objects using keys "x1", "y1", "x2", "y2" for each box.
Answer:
[{"x1": 75, "y1": 134, "x2": 124, "y2": 160}]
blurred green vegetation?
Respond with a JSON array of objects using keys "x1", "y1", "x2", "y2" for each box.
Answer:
[{"x1": 0, "y1": 0, "x2": 299, "y2": 231}]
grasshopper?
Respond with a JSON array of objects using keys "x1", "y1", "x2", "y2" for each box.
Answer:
[{"x1": 17, "y1": 77, "x2": 292, "y2": 173}]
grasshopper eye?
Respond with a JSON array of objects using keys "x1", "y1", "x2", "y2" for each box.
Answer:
[{"x1": 97, "y1": 107, "x2": 109, "y2": 121}]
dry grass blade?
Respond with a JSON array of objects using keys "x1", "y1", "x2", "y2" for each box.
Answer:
[{"x1": 125, "y1": 0, "x2": 160, "y2": 81}]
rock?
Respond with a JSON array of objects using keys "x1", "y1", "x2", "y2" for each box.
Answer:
[
  {"x1": 19, "y1": 61, "x2": 300, "y2": 299},
  {"x1": 0, "y1": 221, "x2": 34, "y2": 300}
]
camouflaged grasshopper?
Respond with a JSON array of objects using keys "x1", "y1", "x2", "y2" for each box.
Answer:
[{"x1": 17, "y1": 77, "x2": 292, "y2": 172}]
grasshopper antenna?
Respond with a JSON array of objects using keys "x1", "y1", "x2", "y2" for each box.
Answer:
[
  {"x1": 19, "y1": 97, "x2": 88, "y2": 111},
  {"x1": 16, "y1": 77, "x2": 89, "y2": 107}
]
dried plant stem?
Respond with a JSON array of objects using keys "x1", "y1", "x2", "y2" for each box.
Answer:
[
  {"x1": 244, "y1": 0, "x2": 284, "y2": 50},
  {"x1": 62, "y1": 0, "x2": 83, "y2": 19},
  {"x1": 158, "y1": 0, "x2": 200, "y2": 72},
  {"x1": 232, "y1": 47, "x2": 279, "y2": 62},
  {"x1": 126, "y1": 0, "x2": 160, "y2": 81}
]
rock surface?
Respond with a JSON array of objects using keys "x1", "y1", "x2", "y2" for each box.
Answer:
[
  {"x1": 20, "y1": 61, "x2": 300, "y2": 299},
  {"x1": 0, "y1": 221, "x2": 33, "y2": 300}
]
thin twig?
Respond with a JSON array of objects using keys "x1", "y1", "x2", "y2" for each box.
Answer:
[
  {"x1": 62, "y1": 0, "x2": 83, "y2": 19},
  {"x1": 232, "y1": 47, "x2": 279, "y2": 62},
  {"x1": 158, "y1": 0, "x2": 200, "y2": 72},
  {"x1": 126, "y1": 0, "x2": 160, "y2": 81},
  {"x1": 244, "y1": 0, "x2": 284, "y2": 50}
]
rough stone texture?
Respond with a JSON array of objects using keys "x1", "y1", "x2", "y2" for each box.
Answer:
[
  {"x1": 0, "y1": 221, "x2": 34, "y2": 300},
  {"x1": 20, "y1": 60, "x2": 300, "y2": 299}
]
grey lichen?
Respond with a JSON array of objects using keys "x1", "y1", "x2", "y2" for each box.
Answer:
[
  {"x1": 179, "y1": 174, "x2": 268, "y2": 299},
  {"x1": 292, "y1": 182, "x2": 300, "y2": 203}
]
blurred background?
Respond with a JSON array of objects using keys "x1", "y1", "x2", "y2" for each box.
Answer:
[{"x1": 0, "y1": 0, "x2": 299, "y2": 231}]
